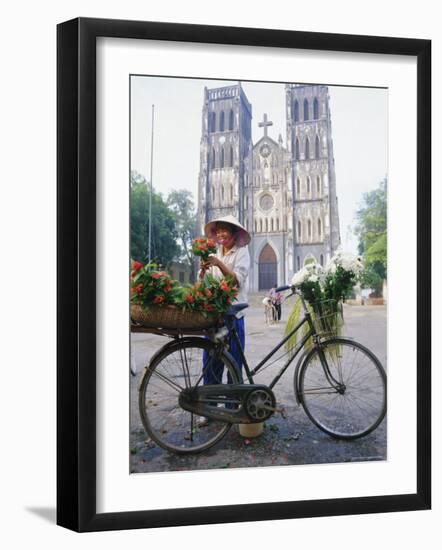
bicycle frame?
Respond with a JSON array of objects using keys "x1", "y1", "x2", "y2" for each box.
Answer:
[{"x1": 224, "y1": 291, "x2": 343, "y2": 392}]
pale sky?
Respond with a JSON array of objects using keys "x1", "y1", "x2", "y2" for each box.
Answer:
[{"x1": 130, "y1": 76, "x2": 387, "y2": 254}]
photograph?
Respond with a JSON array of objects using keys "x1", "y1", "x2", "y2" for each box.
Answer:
[{"x1": 129, "y1": 76, "x2": 388, "y2": 473}]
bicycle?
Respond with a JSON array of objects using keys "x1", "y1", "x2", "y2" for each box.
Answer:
[{"x1": 138, "y1": 286, "x2": 387, "y2": 454}]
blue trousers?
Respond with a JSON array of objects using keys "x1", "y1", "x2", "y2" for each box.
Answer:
[{"x1": 203, "y1": 317, "x2": 245, "y2": 385}]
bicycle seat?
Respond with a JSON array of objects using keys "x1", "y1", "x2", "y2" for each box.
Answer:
[{"x1": 224, "y1": 303, "x2": 249, "y2": 318}]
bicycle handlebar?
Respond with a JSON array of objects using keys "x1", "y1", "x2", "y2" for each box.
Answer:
[{"x1": 275, "y1": 285, "x2": 292, "y2": 293}]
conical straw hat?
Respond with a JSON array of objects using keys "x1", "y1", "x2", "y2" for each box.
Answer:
[{"x1": 204, "y1": 214, "x2": 251, "y2": 247}]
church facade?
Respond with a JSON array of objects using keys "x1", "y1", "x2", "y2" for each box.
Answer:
[{"x1": 197, "y1": 83, "x2": 340, "y2": 292}]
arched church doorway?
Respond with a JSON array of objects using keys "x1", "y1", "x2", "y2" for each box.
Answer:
[{"x1": 258, "y1": 243, "x2": 277, "y2": 290}]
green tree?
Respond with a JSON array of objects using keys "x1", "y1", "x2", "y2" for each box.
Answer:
[
  {"x1": 354, "y1": 177, "x2": 387, "y2": 295},
  {"x1": 167, "y1": 189, "x2": 197, "y2": 275},
  {"x1": 130, "y1": 171, "x2": 180, "y2": 265}
]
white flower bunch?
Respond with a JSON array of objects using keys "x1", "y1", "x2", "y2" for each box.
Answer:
[
  {"x1": 325, "y1": 249, "x2": 363, "y2": 276},
  {"x1": 291, "y1": 262, "x2": 323, "y2": 287}
]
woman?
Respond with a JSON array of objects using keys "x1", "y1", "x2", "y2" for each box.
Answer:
[{"x1": 199, "y1": 215, "x2": 250, "y2": 416}]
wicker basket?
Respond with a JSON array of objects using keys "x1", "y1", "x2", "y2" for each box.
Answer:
[{"x1": 130, "y1": 304, "x2": 220, "y2": 330}]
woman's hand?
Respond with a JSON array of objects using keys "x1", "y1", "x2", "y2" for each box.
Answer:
[{"x1": 203, "y1": 256, "x2": 222, "y2": 269}]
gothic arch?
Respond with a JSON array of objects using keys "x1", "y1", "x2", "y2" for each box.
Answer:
[
  {"x1": 313, "y1": 97, "x2": 319, "y2": 119},
  {"x1": 229, "y1": 146, "x2": 234, "y2": 167},
  {"x1": 255, "y1": 238, "x2": 282, "y2": 265},
  {"x1": 220, "y1": 147, "x2": 225, "y2": 168},
  {"x1": 296, "y1": 177, "x2": 301, "y2": 196},
  {"x1": 229, "y1": 109, "x2": 234, "y2": 131},
  {"x1": 315, "y1": 135, "x2": 320, "y2": 159},
  {"x1": 297, "y1": 220, "x2": 302, "y2": 242},
  {"x1": 258, "y1": 242, "x2": 278, "y2": 290},
  {"x1": 318, "y1": 217, "x2": 322, "y2": 239},
  {"x1": 305, "y1": 138, "x2": 310, "y2": 160},
  {"x1": 316, "y1": 175, "x2": 321, "y2": 195},
  {"x1": 307, "y1": 218, "x2": 312, "y2": 240},
  {"x1": 304, "y1": 98, "x2": 309, "y2": 121},
  {"x1": 211, "y1": 148, "x2": 216, "y2": 169},
  {"x1": 306, "y1": 176, "x2": 311, "y2": 195},
  {"x1": 293, "y1": 99, "x2": 299, "y2": 122},
  {"x1": 219, "y1": 111, "x2": 225, "y2": 132},
  {"x1": 295, "y1": 138, "x2": 300, "y2": 160}
]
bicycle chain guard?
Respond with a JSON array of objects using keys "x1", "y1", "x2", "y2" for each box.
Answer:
[{"x1": 179, "y1": 384, "x2": 276, "y2": 424}]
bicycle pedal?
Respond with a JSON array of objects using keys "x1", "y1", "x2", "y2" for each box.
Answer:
[{"x1": 263, "y1": 404, "x2": 287, "y2": 419}]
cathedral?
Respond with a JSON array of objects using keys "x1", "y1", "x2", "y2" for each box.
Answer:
[{"x1": 197, "y1": 82, "x2": 340, "y2": 292}]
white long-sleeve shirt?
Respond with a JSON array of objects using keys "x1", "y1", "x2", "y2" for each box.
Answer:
[{"x1": 207, "y1": 245, "x2": 250, "y2": 315}]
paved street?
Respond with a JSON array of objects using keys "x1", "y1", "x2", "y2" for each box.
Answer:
[{"x1": 130, "y1": 300, "x2": 387, "y2": 473}]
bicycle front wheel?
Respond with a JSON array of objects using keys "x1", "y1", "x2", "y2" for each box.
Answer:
[
  {"x1": 298, "y1": 338, "x2": 386, "y2": 439},
  {"x1": 139, "y1": 338, "x2": 240, "y2": 454}
]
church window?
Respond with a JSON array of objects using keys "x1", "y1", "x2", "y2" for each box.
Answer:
[
  {"x1": 230, "y1": 184, "x2": 233, "y2": 202},
  {"x1": 297, "y1": 256, "x2": 301, "y2": 270},
  {"x1": 317, "y1": 175, "x2": 321, "y2": 194},
  {"x1": 277, "y1": 218, "x2": 280, "y2": 231},
  {"x1": 211, "y1": 148, "x2": 216, "y2": 169},
  {"x1": 318, "y1": 218, "x2": 322, "y2": 238},
  {"x1": 271, "y1": 218, "x2": 274, "y2": 232},
  {"x1": 229, "y1": 109, "x2": 234, "y2": 130},
  {"x1": 209, "y1": 111, "x2": 216, "y2": 133},
  {"x1": 307, "y1": 177, "x2": 311, "y2": 195},
  {"x1": 296, "y1": 177, "x2": 300, "y2": 196},
  {"x1": 320, "y1": 254, "x2": 324, "y2": 266},
  {"x1": 308, "y1": 219, "x2": 312, "y2": 240},
  {"x1": 297, "y1": 221, "x2": 302, "y2": 241},
  {"x1": 265, "y1": 218, "x2": 268, "y2": 232},
  {"x1": 313, "y1": 97, "x2": 319, "y2": 119},
  {"x1": 221, "y1": 185, "x2": 225, "y2": 202},
  {"x1": 304, "y1": 99, "x2": 309, "y2": 121},
  {"x1": 254, "y1": 219, "x2": 257, "y2": 233},
  {"x1": 229, "y1": 146, "x2": 234, "y2": 167},
  {"x1": 293, "y1": 100, "x2": 299, "y2": 122},
  {"x1": 260, "y1": 219, "x2": 263, "y2": 232},
  {"x1": 219, "y1": 111, "x2": 225, "y2": 132},
  {"x1": 305, "y1": 138, "x2": 310, "y2": 160},
  {"x1": 211, "y1": 185, "x2": 215, "y2": 203},
  {"x1": 220, "y1": 147, "x2": 225, "y2": 168},
  {"x1": 295, "y1": 138, "x2": 300, "y2": 160},
  {"x1": 315, "y1": 135, "x2": 320, "y2": 159}
]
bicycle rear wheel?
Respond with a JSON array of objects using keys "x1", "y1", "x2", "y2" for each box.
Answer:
[
  {"x1": 139, "y1": 338, "x2": 240, "y2": 454},
  {"x1": 298, "y1": 338, "x2": 386, "y2": 439}
]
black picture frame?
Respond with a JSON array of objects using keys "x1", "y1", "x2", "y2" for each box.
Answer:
[{"x1": 57, "y1": 17, "x2": 431, "y2": 532}]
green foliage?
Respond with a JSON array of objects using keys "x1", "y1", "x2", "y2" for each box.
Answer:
[
  {"x1": 359, "y1": 265, "x2": 384, "y2": 296},
  {"x1": 354, "y1": 177, "x2": 387, "y2": 286},
  {"x1": 130, "y1": 171, "x2": 180, "y2": 265},
  {"x1": 166, "y1": 189, "x2": 197, "y2": 271}
]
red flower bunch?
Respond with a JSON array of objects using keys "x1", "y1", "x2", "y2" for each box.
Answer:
[
  {"x1": 191, "y1": 237, "x2": 217, "y2": 262},
  {"x1": 130, "y1": 261, "x2": 180, "y2": 309},
  {"x1": 176, "y1": 275, "x2": 238, "y2": 316}
]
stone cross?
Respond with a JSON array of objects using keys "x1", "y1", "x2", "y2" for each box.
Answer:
[{"x1": 258, "y1": 113, "x2": 273, "y2": 137}]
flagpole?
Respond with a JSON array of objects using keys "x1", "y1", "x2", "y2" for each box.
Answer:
[{"x1": 148, "y1": 104, "x2": 154, "y2": 264}]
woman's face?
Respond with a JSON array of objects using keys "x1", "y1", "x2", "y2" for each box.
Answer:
[{"x1": 215, "y1": 223, "x2": 234, "y2": 244}]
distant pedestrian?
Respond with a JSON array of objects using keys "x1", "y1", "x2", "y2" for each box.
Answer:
[{"x1": 269, "y1": 284, "x2": 282, "y2": 321}]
